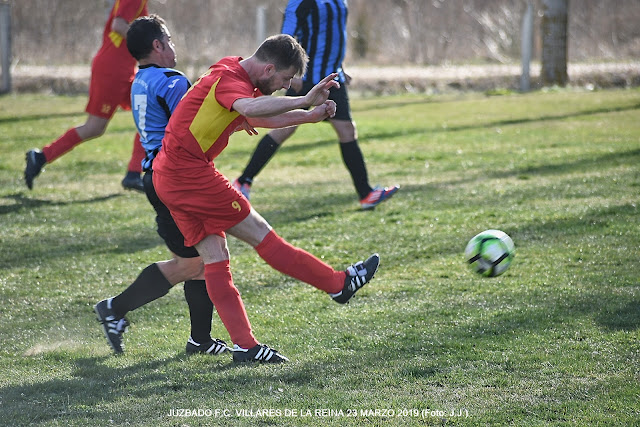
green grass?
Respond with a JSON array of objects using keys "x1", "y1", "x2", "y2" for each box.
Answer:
[{"x1": 1, "y1": 88, "x2": 639, "y2": 426}]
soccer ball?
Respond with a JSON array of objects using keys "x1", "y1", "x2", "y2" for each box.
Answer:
[{"x1": 465, "y1": 229, "x2": 515, "y2": 277}]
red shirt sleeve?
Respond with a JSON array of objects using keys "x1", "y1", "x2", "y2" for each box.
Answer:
[
  {"x1": 212, "y1": 58, "x2": 259, "y2": 112},
  {"x1": 113, "y1": 0, "x2": 148, "y2": 23}
]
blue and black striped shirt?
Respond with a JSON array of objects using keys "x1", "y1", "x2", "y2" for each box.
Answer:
[{"x1": 282, "y1": 0, "x2": 348, "y2": 84}]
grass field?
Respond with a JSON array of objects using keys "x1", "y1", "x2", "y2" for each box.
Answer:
[{"x1": 1, "y1": 88, "x2": 639, "y2": 426}]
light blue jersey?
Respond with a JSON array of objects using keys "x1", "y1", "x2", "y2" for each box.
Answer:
[{"x1": 130, "y1": 64, "x2": 191, "y2": 171}]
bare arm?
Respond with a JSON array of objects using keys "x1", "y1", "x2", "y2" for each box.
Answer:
[
  {"x1": 233, "y1": 95, "x2": 310, "y2": 119},
  {"x1": 233, "y1": 73, "x2": 340, "y2": 118},
  {"x1": 246, "y1": 101, "x2": 336, "y2": 129},
  {"x1": 111, "y1": 16, "x2": 130, "y2": 39}
]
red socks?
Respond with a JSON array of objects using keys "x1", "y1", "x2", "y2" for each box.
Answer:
[
  {"x1": 41, "y1": 129, "x2": 143, "y2": 173},
  {"x1": 204, "y1": 232, "x2": 346, "y2": 348},
  {"x1": 42, "y1": 128, "x2": 83, "y2": 162},
  {"x1": 127, "y1": 133, "x2": 145, "y2": 173},
  {"x1": 204, "y1": 261, "x2": 258, "y2": 349},
  {"x1": 255, "y1": 230, "x2": 345, "y2": 294}
]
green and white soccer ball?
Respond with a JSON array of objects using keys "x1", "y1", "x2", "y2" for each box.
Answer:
[{"x1": 465, "y1": 229, "x2": 515, "y2": 277}]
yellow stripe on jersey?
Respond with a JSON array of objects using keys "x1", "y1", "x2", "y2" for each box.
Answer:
[
  {"x1": 109, "y1": 0, "x2": 123, "y2": 47},
  {"x1": 189, "y1": 77, "x2": 240, "y2": 153},
  {"x1": 108, "y1": 31, "x2": 124, "y2": 47}
]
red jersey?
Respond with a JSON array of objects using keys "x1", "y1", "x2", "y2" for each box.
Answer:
[
  {"x1": 154, "y1": 57, "x2": 262, "y2": 175},
  {"x1": 92, "y1": 0, "x2": 148, "y2": 76}
]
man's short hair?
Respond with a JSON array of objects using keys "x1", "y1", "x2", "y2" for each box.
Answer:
[
  {"x1": 254, "y1": 34, "x2": 308, "y2": 77},
  {"x1": 127, "y1": 14, "x2": 168, "y2": 60}
]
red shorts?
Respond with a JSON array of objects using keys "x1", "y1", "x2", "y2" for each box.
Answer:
[
  {"x1": 152, "y1": 164, "x2": 251, "y2": 247},
  {"x1": 85, "y1": 65, "x2": 133, "y2": 119}
]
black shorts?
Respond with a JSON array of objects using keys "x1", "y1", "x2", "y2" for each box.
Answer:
[
  {"x1": 143, "y1": 171, "x2": 200, "y2": 259},
  {"x1": 286, "y1": 80, "x2": 352, "y2": 121}
]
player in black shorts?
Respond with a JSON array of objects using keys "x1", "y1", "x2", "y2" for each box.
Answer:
[
  {"x1": 93, "y1": 15, "x2": 228, "y2": 356},
  {"x1": 233, "y1": 0, "x2": 398, "y2": 210}
]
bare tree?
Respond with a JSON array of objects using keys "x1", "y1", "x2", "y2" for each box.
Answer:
[{"x1": 541, "y1": 0, "x2": 569, "y2": 86}]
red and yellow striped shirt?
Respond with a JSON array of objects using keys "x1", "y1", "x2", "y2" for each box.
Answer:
[{"x1": 155, "y1": 57, "x2": 261, "y2": 173}]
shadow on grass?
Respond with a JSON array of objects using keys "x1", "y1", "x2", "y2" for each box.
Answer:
[
  {"x1": 2, "y1": 279, "x2": 636, "y2": 425},
  {"x1": 0, "y1": 354, "x2": 192, "y2": 423},
  {"x1": 0, "y1": 192, "x2": 163, "y2": 269},
  {"x1": 228, "y1": 101, "x2": 640, "y2": 167},
  {"x1": 0, "y1": 111, "x2": 87, "y2": 125},
  {"x1": 493, "y1": 147, "x2": 640, "y2": 179},
  {"x1": 456, "y1": 293, "x2": 640, "y2": 340},
  {"x1": 358, "y1": 101, "x2": 640, "y2": 142},
  {"x1": 0, "y1": 192, "x2": 123, "y2": 216},
  {"x1": 262, "y1": 142, "x2": 639, "y2": 223},
  {"x1": 259, "y1": 191, "x2": 358, "y2": 226},
  {"x1": 0, "y1": 352, "x2": 320, "y2": 424},
  {"x1": 395, "y1": 146, "x2": 640, "y2": 203},
  {"x1": 352, "y1": 95, "x2": 441, "y2": 113},
  {"x1": 0, "y1": 230, "x2": 163, "y2": 269},
  {"x1": 596, "y1": 300, "x2": 640, "y2": 331}
]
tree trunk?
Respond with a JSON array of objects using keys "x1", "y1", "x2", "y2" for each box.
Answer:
[{"x1": 541, "y1": 0, "x2": 569, "y2": 86}]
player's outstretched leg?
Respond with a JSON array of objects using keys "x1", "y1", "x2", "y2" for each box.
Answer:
[{"x1": 331, "y1": 253, "x2": 380, "y2": 304}]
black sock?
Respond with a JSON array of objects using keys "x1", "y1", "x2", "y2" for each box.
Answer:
[
  {"x1": 340, "y1": 140, "x2": 372, "y2": 199},
  {"x1": 111, "y1": 263, "x2": 172, "y2": 318},
  {"x1": 184, "y1": 279, "x2": 213, "y2": 343},
  {"x1": 238, "y1": 134, "x2": 280, "y2": 184}
]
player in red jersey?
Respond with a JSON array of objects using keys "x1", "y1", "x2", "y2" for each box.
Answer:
[
  {"x1": 152, "y1": 34, "x2": 380, "y2": 363},
  {"x1": 24, "y1": 0, "x2": 148, "y2": 192}
]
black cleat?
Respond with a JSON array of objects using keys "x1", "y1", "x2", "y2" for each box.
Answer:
[
  {"x1": 186, "y1": 337, "x2": 231, "y2": 355},
  {"x1": 24, "y1": 149, "x2": 46, "y2": 190},
  {"x1": 331, "y1": 253, "x2": 380, "y2": 304},
  {"x1": 94, "y1": 298, "x2": 129, "y2": 354},
  {"x1": 121, "y1": 173, "x2": 144, "y2": 192},
  {"x1": 232, "y1": 344, "x2": 289, "y2": 364}
]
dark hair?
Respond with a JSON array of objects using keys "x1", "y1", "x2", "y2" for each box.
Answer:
[
  {"x1": 254, "y1": 34, "x2": 308, "y2": 77},
  {"x1": 126, "y1": 14, "x2": 168, "y2": 60}
]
